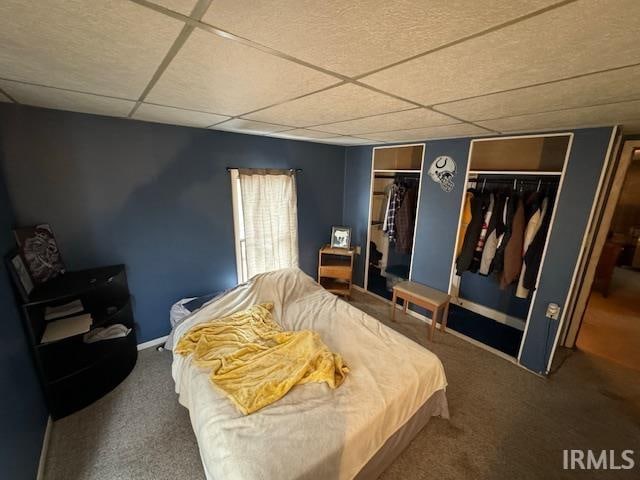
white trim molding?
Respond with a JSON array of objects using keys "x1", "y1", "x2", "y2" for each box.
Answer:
[
  {"x1": 445, "y1": 131, "x2": 575, "y2": 371},
  {"x1": 137, "y1": 335, "x2": 169, "y2": 351},
  {"x1": 544, "y1": 125, "x2": 619, "y2": 373},
  {"x1": 364, "y1": 143, "x2": 426, "y2": 290},
  {"x1": 36, "y1": 416, "x2": 53, "y2": 480}
]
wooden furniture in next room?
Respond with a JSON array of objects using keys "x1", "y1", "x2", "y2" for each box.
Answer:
[
  {"x1": 15, "y1": 264, "x2": 137, "y2": 419},
  {"x1": 392, "y1": 280, "x2": 451, "y2": 341},
  {"x1": 318, "y1": 244, "x2": 355, "y2": 298},
  {"x1": 594, "y1": 241, "x2": 624, "y2": 297}
]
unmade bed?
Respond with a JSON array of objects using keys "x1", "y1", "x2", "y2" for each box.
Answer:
[{"x1": 169, "y1": 268, "x2": 448, "y2": 480}]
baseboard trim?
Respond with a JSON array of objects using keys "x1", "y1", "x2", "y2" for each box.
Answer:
[
  {"x1": 137, "y1": 335, "x2": 168, "y2": 351},
  {"x1": 36, "y1": 416, "x2": 52, "y2": 480}
]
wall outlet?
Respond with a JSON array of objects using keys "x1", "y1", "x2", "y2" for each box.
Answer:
[{"x1": 546, "y1": 303, "x2": 561, "y2": 320}]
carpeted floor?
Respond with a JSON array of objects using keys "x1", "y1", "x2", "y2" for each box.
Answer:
[
  {"x1": 44, "y1": 290, "x2": 640, "y2": 479},
  {"x1": 577, "y1": 267, "x2": 640, "y2": 372}
]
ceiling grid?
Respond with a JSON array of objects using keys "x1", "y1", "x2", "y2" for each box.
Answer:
[{"x1": 0, "y1": 0, "x2": 637, "y2": 144}]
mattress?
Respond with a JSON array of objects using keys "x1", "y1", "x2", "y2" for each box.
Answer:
[{"x1": 171, "y1": 268, "x2": 448, "y2": 480}]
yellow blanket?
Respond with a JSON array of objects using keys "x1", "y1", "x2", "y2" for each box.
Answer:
[{"x1": 175, "y1": 303, "x2": 348, "y2": 414}]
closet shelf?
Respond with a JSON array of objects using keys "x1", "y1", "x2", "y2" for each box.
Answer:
[{"x1": 371, "y1": 221, "x2": 383, "y2": 226}]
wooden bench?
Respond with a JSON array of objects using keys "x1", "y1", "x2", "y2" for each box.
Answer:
[{"x1": 391, "y1": 281, "x2": 451, "y2": 341}]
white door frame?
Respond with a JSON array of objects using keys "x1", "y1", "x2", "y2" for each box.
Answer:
[
  {"x1": 364, "y1": 143, "x2": 426, "y2": 291},
  {"x1": 561, "y1": 134, "x2": 636, "y2": 349},
  {"x1": 445, "y1": 132, "x2": 575, "y2": 370}
]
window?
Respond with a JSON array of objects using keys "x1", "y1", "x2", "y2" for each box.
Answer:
[{"x1": 230, "y1": 169, "x2": 299, "y2": 283}]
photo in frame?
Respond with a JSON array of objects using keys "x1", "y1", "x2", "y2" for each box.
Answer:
[{"x1": 330, "y1": 226, "x2": 351, "y2": 249}]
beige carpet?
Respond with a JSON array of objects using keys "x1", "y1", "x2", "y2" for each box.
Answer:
[
  {"x1": 577, "y1": 267, "x2": 640, "y2": 372},
  {"x1": 44, "y1": 290, "x2": 640, "y2": 479}
]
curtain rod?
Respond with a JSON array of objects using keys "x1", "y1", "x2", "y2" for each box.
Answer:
[{"x1": 226, "y1": 167, "x2": 302, "y2": 173}]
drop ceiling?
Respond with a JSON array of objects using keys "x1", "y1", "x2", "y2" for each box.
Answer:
[{"x1": 0, "y1": 0, "x2": 639, "y2": 146}]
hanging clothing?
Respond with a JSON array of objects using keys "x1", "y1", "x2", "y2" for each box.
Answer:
[
  {"x1": 522, "y1": 196, "x2": 551, "y2": 290},
  {"x1": 500, "y1": 196, "x2": 525, "y2": 289},
  {"x1": 469, "y1": 193, "x2": 494, "y2": 272},
  {"x1": 456, "y1": 192, "x2": 474, "y2": 257},
  {"x1": 383, "y1": 184, "x2": 405, "y2": 243},
  {"x1": 516, "y1": 195, "x2": 547, "y2": 298},
  {"x1": 491, "y1": 194, "x2": 514, "y2": 275},
  {"x1": 456, "y1": 192, "x2": 487, "y2": 274},
  {"x1": 382, "y1": 184, "x2": 395, "y2": 231},
  {"x1": 395, "y1": 186, "x2": 418, "y2": 253},
  {"x1": 479, "y1": 193, "x2": 505, "y2": 275}
]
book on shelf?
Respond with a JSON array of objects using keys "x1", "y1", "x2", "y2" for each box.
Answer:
[{"x1": 41, "y1": 313, "x2": 93, "y2": 344}]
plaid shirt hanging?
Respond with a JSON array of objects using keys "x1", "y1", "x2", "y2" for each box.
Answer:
[{"x1": 384, "y1": 184, "x2": 405, "y2": 243}]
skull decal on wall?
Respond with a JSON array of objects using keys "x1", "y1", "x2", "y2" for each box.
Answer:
[{"x1": 428, "y1": 155, "x2": 457, "y2": 192}]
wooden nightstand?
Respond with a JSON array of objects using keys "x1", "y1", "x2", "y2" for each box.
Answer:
[{"x1": 318, "y1": 245, "x2": 355, "y2": 299}]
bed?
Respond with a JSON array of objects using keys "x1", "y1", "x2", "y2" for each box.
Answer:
[{"x1": 169, "y1": 268, "x2": 448, "y2": 480}]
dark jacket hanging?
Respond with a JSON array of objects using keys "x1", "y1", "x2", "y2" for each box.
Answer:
[
  {"x1": 500, "y1": 196, "x2": 525, "y2": 289},
  {"x1": 395, "y1": 186, "x2": 418, "y2": 253},
  {"x1": 469, "y1": 192, "x2": 494, "y2": 272},
  {"x1": 491, "y1": 193, "x2": 515, "y2": 275},
  {"x1": 479, "y1": 192, "x2": 505, "y2": 275},
  {"x1": 456, "y1": 192, "x2": 487, "y2": 274},
  {"x1": 522, "y1": 197, "x2": 553, "y2": 289}
]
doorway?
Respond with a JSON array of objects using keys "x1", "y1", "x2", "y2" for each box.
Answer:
[{"x1": 574, "y1": 147, "x2": 640, "y2": 371}]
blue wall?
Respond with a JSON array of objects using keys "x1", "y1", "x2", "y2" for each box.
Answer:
[
  {"x1": 0, "y1": 157, "x2": 48, "y2": 479},
  {"x1": 0, "y1": 104, "x2": 346, "y2": 343},
  {"x1": 519, "y1": 128, "x2": 614, "y2": 372},
  {"x1": 343, "y1": 147, "x2": 372, "y2": 287},
  {"x1": 342, "y1": 128, "x2": 614, "y2": 374}
]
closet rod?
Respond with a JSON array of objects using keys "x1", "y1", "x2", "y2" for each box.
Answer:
[
  {"x1": 226, "y1": 167, "x2": 302, "y2": 173},
  {"x1": 374, "y1": 173, "x2": 420, "y2": 178},
  {"x1": 467, "y1": 178, "x2": 557, "y2": 184}
]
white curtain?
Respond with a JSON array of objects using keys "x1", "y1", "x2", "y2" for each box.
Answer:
[{"x1": 239, "y1": 170, "x2": 299, "y2": 279}]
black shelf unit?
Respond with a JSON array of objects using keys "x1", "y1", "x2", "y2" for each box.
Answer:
[{"x1": 18, "y1": 264, "x2": 137, "y2": 419}]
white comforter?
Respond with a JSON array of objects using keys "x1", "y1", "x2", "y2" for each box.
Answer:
[{"x1": 172, "y1": 268, "x2": 447, "y2": 480}]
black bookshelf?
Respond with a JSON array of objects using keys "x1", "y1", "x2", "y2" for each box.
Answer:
[{"x1": 18, "y1": 265, "x2": 137, "y2": 419}]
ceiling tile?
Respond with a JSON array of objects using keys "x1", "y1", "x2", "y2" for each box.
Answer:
[
  {"x1": 132, "y1": 103, "x2": 229, "y2": 127},
  {"x1": 202, "y1": 0, "x2": 557, "y2": 76},
  {"x1": 245, "y1": 83, "x2": 414, "y2": 127},
  {"x1": 269, "y1": 129, "x2": 336, "y2": 140},
  {"x1": 476, "y1": 100, "x2": 640, "y2": 132},
  {"x1": 0, "y1": 80, "x2": 135, "y2": 117},
  {"x1": 436, "y1": 65, "x2": 640, "y2": 121},
  {"x1": 212, "y1": 119, "x2": 292, "y2": 135},
  {"x1": 0, "y1": 0, "x2": 184, "y2": 99},
  {"x1": 361, "y1": 0, "x2": 640, "y2": 105},
  {"x1": 319, "y1": 137, "x2": 379, "y2": 145},
  {"x1": 361, "y1": 123, "x2": 490, "y2": 142},
  {"x1": 150, "y1": 0, "x2": 198, "y2": 16},
  {"x1": 313, "y1": 107, "x2": 457, "y2": 135},
  {"x1": 146, "y1": 29, "x2": 339, "y2": 116}
]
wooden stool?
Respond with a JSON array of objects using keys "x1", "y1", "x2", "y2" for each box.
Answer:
[{"x1": 392, "y1": 281, "x2": 451, "y2": 341}]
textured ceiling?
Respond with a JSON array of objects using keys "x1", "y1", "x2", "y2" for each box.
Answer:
[{"x1": 0, "y1": 0, "x2": 638, "y2": 145}]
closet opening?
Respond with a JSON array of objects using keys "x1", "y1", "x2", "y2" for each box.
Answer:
[
  {"x1": 365, "y1": 144, "x2": 425, "y2": 301},
  {"x1": 449, "y1": 134, "x2": 572, "y2": 360}
]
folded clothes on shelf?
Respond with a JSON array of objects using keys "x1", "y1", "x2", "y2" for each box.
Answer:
[{"x1": 83, "y1": 324, "x2": 131, "y2": 344}]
